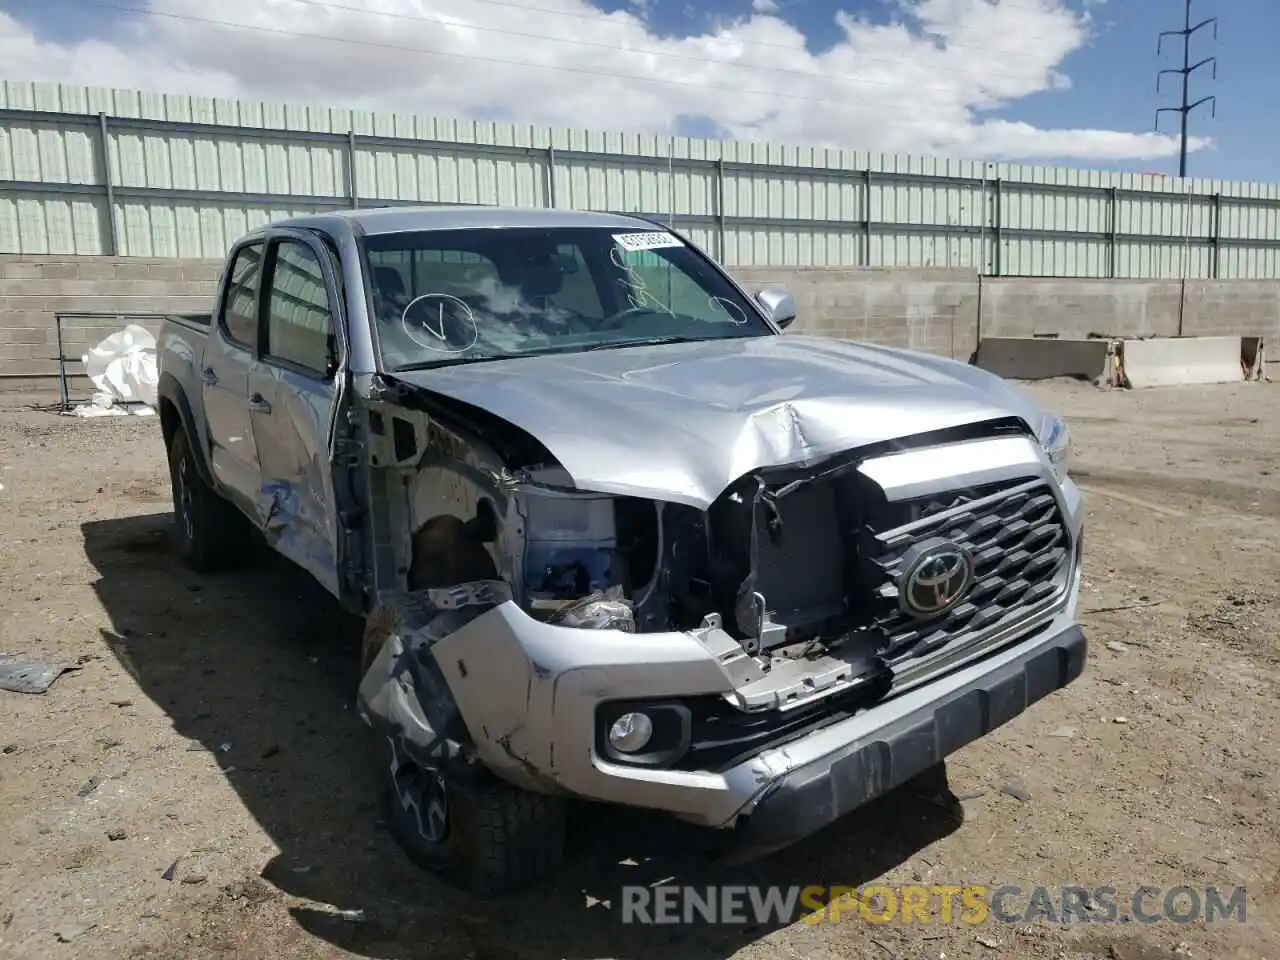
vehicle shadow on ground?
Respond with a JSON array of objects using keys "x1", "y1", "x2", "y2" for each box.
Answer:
[{"x1": 83, "y1": 512, "x2": 965, "y2": 960}]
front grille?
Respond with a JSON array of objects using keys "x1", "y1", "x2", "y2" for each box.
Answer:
[
  {"x1": 858, "y1": 478, "x2": 1071, "y2": 665},
  {"x1": 655, "y1": 469, "x2": 1072, "y2": 775}
]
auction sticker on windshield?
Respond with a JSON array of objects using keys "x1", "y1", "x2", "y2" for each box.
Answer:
[{"x1": 612, "y1": 231, "x2": 684, "y2": 252}]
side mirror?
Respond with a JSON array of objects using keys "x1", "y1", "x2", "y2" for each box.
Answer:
[{"x1": 755, "y1": 287, "x2": 797, "y2": 330}]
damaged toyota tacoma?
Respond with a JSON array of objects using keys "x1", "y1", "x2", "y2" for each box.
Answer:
[{"x1": 156, "y1": 206, "x2": 1086, "y2": 894}]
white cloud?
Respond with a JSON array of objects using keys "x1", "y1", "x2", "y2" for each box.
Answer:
[
  {"x1": 0, "y1": 0, "x2": 1210, "y2": 163},
  {"x1": 752, "y1": 0, "x2": 781, "y2": 13}
]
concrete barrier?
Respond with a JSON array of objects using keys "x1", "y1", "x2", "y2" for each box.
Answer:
[
  {"x1": 974, "y1": 336, "x2": 1113, "y2": 382},
  {"x1": 1117, "y1": 336, "x2": 1247, "y2": 388}
]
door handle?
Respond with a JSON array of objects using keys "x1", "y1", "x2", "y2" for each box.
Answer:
[
  {"x1": 247, "y1": 393, "x2": 272, "y2": 414},
  {"x1": 200, "y1": 366, "x2": 218, "y2": 385}
]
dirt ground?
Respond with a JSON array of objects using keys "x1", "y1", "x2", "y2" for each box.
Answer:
[{"x1": 0, "y1": 379, "x2": 1276, "y2": 960}]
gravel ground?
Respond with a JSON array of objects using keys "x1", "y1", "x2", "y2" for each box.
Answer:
[{"x1": 0, "y1": 380, "x2": 1276, "y2": 960}]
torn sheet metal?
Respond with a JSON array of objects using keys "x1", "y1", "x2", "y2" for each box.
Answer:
[
  {"x1": 356, "y1": 582, "x2": 513, "y2": 773},
  {"x1": 391, "y1": 334, "x2": 1046, "y2": 510},
  {"x1": 70, "y1": 324, "x2": 159, "y2": 417},
  {"x1": 0, "y1": 658, "x2": 74, "y2": 694}
]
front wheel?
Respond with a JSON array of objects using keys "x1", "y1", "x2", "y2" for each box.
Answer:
[
  {"x1": 361, "y1": 595, "x2": 567, "y2": 895},
  {"x1": 166, "y1": 425, "x2": 250, "y2": 572},
  {"x1": 382, "y1": 746, "x2": 567, "y2": 896}
]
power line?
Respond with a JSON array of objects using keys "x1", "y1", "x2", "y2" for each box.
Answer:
[
  {"x1": 1154, "y1": 0, "x2": 1217, "y2": 178},
  {"x1": 434, "y1": 0, "x2": 1086, "y2": 37},
  {"x1": 79, "y1": 0, "x2": 1075, "y2": 117},
  {"x1": 262, "y1": 0, "x2": 1085, "y2": 68}
]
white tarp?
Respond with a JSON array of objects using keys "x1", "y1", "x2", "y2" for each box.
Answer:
[{"x1": 71, "y1": 324, "x2": 158, "y2": 418}]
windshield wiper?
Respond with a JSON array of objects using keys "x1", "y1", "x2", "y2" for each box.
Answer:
[
  {"x1": 579, "y1": 335, "x2": 705, "y2": 352},
  {"x1": 392, "y1": 335, "x2": 708, "y2": 370},
  {"x1": 391, "y1": 354, "x2": 503, "y2": 372}
]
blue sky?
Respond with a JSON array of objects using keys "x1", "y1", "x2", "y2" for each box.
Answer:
[
  {"x1": 1006, "y1": 0, "x2": 1273, "y2": 181},
  {"x1": 2, "y1": 0, "x2": 1275, "y2": 182}
]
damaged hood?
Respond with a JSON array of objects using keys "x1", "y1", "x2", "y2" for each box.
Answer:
[{"x1": 392, "y1": 334, "x2": 1048, "y2": 509}]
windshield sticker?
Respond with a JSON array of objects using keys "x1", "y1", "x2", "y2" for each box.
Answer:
[
  {"x1": 400, "y1": 293, "x2": 480, "y2": 354},
  {"x1": 612, "y1": 231, "x2": 684, "y2": 252}
]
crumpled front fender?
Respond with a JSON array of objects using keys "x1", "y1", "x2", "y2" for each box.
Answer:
[
  {"x1": 429, "y1": 604, "x2": 734, "y2": 779},
  {"x1": 356, "y1": 582, "x2": 514, "y2": 783}
]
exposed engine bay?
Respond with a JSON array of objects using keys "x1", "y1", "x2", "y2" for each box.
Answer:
[{"x1": 374, "y1": 379, "x2": 1072, "y2": 712}]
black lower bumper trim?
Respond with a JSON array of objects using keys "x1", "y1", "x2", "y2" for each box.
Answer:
[{"x1": 728, "y1": 624, "x2": 1087, "y2": 860}]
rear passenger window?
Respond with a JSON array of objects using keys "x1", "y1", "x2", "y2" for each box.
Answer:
[
  {"x1": 265, "y1": 241, "x2": 333, "y2": 375},
  {"x1": 222, "y1": 243, "x2": 262, "y2": 349}
]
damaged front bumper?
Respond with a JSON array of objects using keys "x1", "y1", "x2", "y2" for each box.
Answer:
[
  {"x1": 360, "y1": 581, "x2": 1086, "y2": 852},
  {"x1": 724, "y1": 621, "x2": 1085, "y2": 859}
]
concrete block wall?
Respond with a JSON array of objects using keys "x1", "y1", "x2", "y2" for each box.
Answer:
[
  {"x1": 2, "y1": 255, "x2": 1277, "y2": 393},
  {"x1": 1182, "y1": 281, "x2": 1280, "y2": 339},
  {"x1": 737, "y1": 270, "x2": 1279, "y2": 361},
  {"x1": 976, "y1": 279, "x2": 1184, "y2": 341},
  {"x1": 0, "y1": 256, "x2": 219, "y2": 392},
  {"x1": 736, "y1": 267, "x2": 980, "y2": 360}
]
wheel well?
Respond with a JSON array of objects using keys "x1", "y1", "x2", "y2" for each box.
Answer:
[
  {"x1": 157, "y1": 388, "x2": 215, "y2": 488},
  {"x1": 407, "y1": 514, "x2": 499, "y2": 591},
  {"x1": 159, "y1": 396, "x2": 181, "y2": 448}
]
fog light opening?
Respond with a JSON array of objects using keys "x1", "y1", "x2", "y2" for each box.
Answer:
[{"x1": 607, "y1": 712, "x2": 654, "y2": 753}]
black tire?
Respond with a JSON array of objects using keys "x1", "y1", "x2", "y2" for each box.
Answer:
[
  {"x1": 361, "y1": 594, "x2": 567, "y2": 896},
  {"x1": 386, "y1": 767, "x2": 568, "y2": 897},
  {"x1": 166, "y1": 425, "x2": 250, "y2": 572}
]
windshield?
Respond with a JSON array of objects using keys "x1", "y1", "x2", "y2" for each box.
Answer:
[{"x1": 360, "y1": 225, "x2": 773, "y2": 370}]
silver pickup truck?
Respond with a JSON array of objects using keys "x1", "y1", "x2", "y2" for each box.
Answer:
[{"x1": 156, "y1": 206, "x2": 1086, "y2": 895}]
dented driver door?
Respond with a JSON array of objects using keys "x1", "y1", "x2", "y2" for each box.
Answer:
[{"x1": 245, "y1": 230, "x2": 347, "y2": 599}]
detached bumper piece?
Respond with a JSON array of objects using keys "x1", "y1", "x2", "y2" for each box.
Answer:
[{"x1": 729, "y1": 625, "x2": 1086, "y2": 860}]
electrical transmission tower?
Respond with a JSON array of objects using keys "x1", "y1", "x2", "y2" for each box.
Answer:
[{"x1": 1155, "y1": 0, "x2": 1217, "y2": 178}]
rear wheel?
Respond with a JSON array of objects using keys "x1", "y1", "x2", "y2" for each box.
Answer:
[
  {"x1": 166, "y1": 425, "x2": 250, "y2": 572},
  {"x1": 361, "y1": 594, "x2": 567, "y2": 895}
]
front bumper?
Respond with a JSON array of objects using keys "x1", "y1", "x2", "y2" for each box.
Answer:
[
  {"x1": 423, "y1": 594, "x2": 1085, "y2": 831},
  {"x1": 728, "y1": 622, "x2": 1086, "y2": 860},
  {"x1": 358, "y1": 433, "x2": 1088, "y2": 848}
]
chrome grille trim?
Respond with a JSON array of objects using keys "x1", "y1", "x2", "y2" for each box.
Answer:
[{"x1": 861, "y1": 477, "x2": 1073, "y2": 667}]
